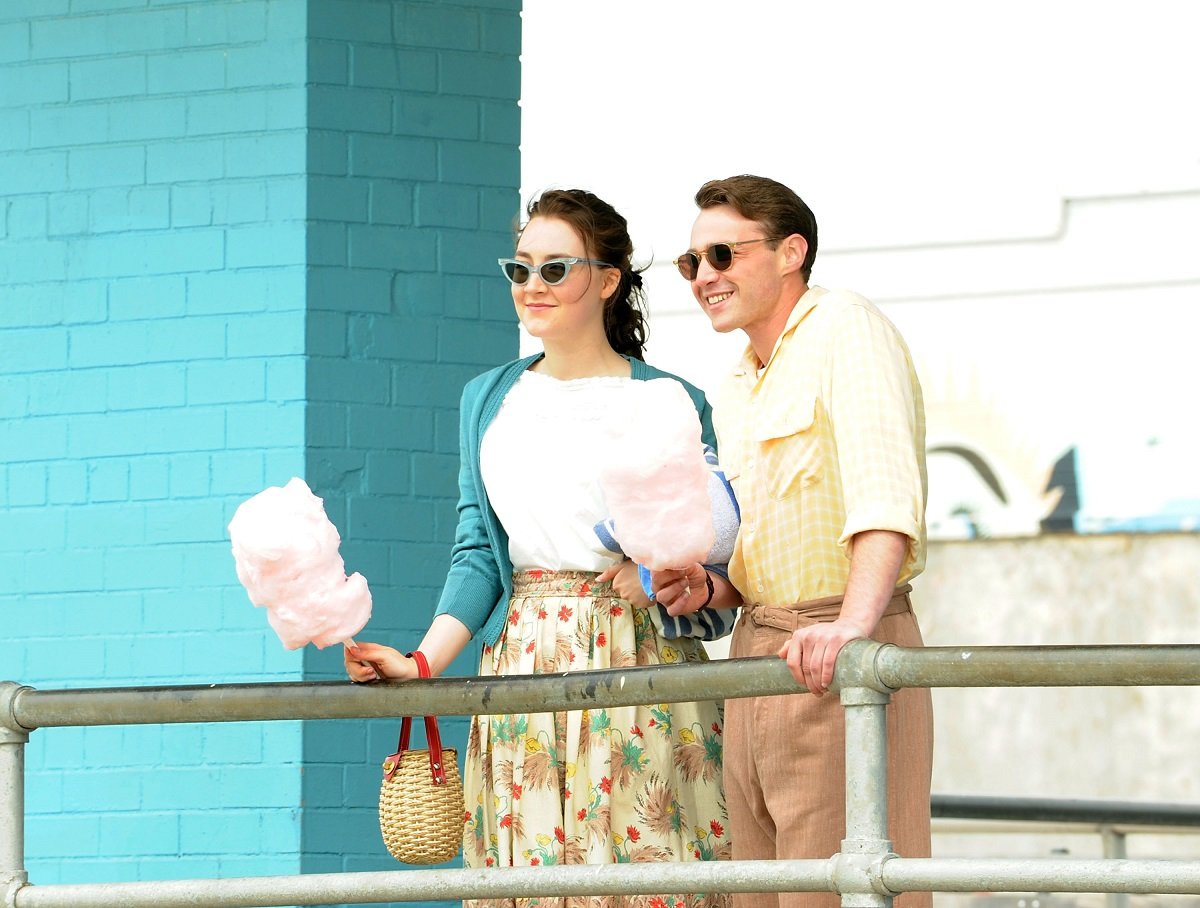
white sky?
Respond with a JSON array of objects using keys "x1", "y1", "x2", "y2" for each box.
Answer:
[{"x1": 520, "y1": 0, "x2": 1200, "y2": 258}]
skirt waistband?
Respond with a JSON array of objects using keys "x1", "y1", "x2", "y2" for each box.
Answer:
[
  {"x1": 745, "y1": 583, "x2": 913, "y2": 632},
  {"x1": 512, "y1": 569, "x2": 611, "y2": 597}
]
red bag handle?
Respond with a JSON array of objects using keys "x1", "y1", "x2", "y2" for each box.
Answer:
[{"x1": 381, "y1": 650, "x2": 449, "y2": 785}]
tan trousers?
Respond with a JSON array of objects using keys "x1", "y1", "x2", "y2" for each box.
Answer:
[{"x1": 725, "y1": 587, "x2": 934, "y2": 908}]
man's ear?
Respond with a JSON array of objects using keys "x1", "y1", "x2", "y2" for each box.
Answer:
[{"x1": 780, "y1": 234, "x2": 808, "y2": 275}]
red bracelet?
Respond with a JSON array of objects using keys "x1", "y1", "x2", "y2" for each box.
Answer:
[{"x1": 698, "y1": 571, "x2": 715, "y2": 608}]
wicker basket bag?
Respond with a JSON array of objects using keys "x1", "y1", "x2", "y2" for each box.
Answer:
[{"x1": 378, "y1": 650, "x2": 464, "y2": 864}]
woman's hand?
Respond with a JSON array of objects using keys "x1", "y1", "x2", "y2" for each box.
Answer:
[
  {"x1": 596, "y1": 559, "x2": 652, "y2": 609},
  {"x1": 343, "y1": 642, "x2": 418, "y2": 682}
]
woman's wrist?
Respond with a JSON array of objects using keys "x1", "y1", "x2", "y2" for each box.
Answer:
[{"x1": 698, "y1": 570, "x2": 714, "y2": 608}]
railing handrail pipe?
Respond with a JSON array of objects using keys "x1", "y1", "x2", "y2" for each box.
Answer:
[{"x1": 6, "y1": 643, "x2": 1200, "y2": 732}]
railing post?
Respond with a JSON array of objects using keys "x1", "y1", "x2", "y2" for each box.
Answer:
[
  {"x1": 834, "y1": 641, "x2": 897, "y2": 908},
  {"x1": 1100, "y1": 826, "x2": 1129, "y2": 908},
  {"x1": 0, "y1": 683, "x2": 31, "y2": 908}
]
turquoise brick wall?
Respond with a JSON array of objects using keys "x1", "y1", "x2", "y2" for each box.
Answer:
[
  {"x1": 1, "y1": 0, "x2": 520, "y2": 898},
  {"x1": 300, "y1": 0, "x2": 521, "y2": 886},
  {"x1": 2, "y1": 0, "x2": 312, "y2": 885}
]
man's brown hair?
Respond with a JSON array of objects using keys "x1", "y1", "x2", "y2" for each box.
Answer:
[{"x1": 695, "y1": 175, "x2": 819, "y2": 281}]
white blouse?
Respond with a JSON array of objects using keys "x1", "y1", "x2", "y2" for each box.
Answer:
[{"x1": 480, "y1": 370, "x2": 631, "y2": 572}]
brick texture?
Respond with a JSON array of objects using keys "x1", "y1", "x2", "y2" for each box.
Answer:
[
  {"x1": 1, "y1": 0, "x2": 520, "y2": 902},
  {"x1": 301, "y1": 0, "x2": 520, "y2": 891}
]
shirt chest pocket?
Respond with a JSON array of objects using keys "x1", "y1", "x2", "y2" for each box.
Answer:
[{"x1": 752, "y1": 395, "x2": 823, "y2": 500}]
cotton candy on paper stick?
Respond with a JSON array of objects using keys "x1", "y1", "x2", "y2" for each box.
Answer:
[
  {"x1": 228, "y1": 477, "x2": 372, "y2": 651},
  {"x1": 598, "y1": 379, "x2": 715, "y2": 570}
]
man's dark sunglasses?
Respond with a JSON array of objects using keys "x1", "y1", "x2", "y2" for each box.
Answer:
[{"x1": 673, "y1": 237, "x2": 779, "y2": 281}]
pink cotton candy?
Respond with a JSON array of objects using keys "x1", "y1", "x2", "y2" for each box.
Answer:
[
  {"x1": 599, "y1": 379, "x2": 715, "y2": 570},
  {"x1": 228, "y1": 477, "x2": 372, "y2": 650}
]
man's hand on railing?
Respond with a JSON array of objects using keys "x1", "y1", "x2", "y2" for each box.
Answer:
[
  {"x1": 782, "y1": 529, "x2": 907, "y2": 696},
  {"x1": 778, "y1": 618, "x2": 870, "y2": 696}
]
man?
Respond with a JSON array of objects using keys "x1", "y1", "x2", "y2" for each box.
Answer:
[{"x1": 654, "y1": 175, "x2": 933, "y2": 908}]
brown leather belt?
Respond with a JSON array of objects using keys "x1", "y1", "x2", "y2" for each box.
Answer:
[{"x1": 745, "y1": 583, "x2": 913, "y2": 632}]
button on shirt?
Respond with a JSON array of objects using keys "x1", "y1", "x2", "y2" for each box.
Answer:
[{"x1": 712, "y1": 286, "x2": 928, "y2": 606}]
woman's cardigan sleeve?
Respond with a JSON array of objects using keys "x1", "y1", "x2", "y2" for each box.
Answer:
[{"x1": 431, "y1": 375, "x2": 507, "y2": 637}]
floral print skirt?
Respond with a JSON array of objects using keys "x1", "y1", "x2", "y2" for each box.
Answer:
[{"x1": 464, "y1": 570, "x2": 732, "y2": 908}]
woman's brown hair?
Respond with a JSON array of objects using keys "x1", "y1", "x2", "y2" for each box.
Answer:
[{"x1": 524, "y1": 189, "x2": 648, "y2": 360}]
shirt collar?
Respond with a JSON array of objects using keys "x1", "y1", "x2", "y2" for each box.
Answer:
[{"x1": 731, "y1": 285, "x2": 824, "y2": 378}]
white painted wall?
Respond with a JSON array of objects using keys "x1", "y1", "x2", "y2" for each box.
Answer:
[{"x1": 920, "y1": 533, "x2": 1200, "y2": 906}]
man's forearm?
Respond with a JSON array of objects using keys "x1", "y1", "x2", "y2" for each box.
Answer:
[{"x1": 838, "y1": 529, "x2": 909, "y2": 637}]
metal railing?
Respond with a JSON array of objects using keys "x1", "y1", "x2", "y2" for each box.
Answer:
[
  {"x1": 4, "y1": 642, "x2": 1200, "y2": 908},
  {"x1": 929, "y1": 794, "x2": 1200, "y2": 908}
]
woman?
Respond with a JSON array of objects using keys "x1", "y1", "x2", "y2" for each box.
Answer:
[{"x1": 346, "y1": 189, "x2": 739, "y2": 908}]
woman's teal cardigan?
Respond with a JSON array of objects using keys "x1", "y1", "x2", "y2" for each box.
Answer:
[{"x1": 433, "y1": 353, "x2": 716, "y2": 647}]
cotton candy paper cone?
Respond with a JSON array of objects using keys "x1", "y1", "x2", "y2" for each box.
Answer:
[{"x1": 228, "y1": 477, "x2": 372, "y2": 650}]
